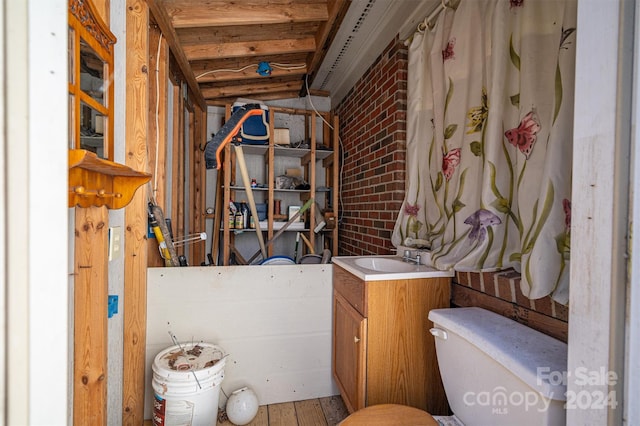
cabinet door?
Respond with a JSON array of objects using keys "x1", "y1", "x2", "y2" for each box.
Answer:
[{"x1": 333, "y1": 292, "x2": 367, "y2": 412}]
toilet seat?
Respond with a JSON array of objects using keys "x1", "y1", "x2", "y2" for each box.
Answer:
[{"x1": 339, "y1": 404, "x2": 438, "y2": 426}]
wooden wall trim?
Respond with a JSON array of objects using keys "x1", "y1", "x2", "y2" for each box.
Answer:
[{"x1": 123, "y1": 0, "x2": 150, "y2": 424}]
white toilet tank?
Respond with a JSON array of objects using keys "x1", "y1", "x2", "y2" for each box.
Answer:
[{"x1": 428, "y1": 307, "x2": 567, "y2": 426}]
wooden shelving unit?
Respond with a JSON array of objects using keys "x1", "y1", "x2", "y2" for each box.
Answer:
[{"x1": 215, "y1": 105, "x2": 339, "y2": 265}]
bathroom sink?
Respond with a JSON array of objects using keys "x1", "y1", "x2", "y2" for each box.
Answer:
[
  {"x1": 332, "y1": 255, "x2": 454, "y2": 281},
  {"x1": 353, "y1": 257, "x2": 416, "y2": 272}
]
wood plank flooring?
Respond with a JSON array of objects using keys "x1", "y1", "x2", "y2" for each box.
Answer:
[
  {"x1": 144, "y1": 395, "x2": 349, "y2": 426},
  {"x1": 218, "y1": 395, "x2": 349, "y2": 426}
]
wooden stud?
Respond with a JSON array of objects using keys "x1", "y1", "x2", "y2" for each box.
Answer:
[
  {"x1": 73, "y1": 206, "x2": 109, "y2": 426},
  {"x1": 170, "y1": 82, "x2": 181, "y2": 254},
  {"x1": 147, "y1": 25, "x2": 169, "y2": 267},
  {"x1": 122, "y1": 0, "x2": 149, "y2": 423}
]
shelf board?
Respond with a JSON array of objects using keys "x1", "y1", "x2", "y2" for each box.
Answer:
[
  {"x1": 227, "y1": 222, "x2": 307, "y2": 233},
  {"x1": 234, "y1": 143, "x2": 333, "y2": 160},
  {"x1": 229, "y1": 186, "x2": 311, "y2": 193}
]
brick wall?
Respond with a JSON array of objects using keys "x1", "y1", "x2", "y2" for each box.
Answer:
[
  {"x1": 334, "y1": 36, "x2": 568, "y2": 340},
  {"x1": 334, "y1": 36, "x2": 408, "y2": 256}
]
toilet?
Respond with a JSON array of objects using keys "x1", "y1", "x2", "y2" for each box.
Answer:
[{"x1": 341, "y1": 307, "x2": 567, "y2": 426}]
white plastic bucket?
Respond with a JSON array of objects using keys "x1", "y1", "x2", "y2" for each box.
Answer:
[{"x1": 152, "y1": 342, "x2": 226, "y2": 426}]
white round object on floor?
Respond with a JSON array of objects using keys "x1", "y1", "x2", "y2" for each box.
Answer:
[{"x1": 226, "y1": 387, "x2": 259, "y2": 425}]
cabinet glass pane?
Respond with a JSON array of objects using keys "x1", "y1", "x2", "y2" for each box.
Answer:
[
  {"x1": 69, "y1": 94, "x2": 76, "y2": 149},
  {"x1": 80, "y1": 101, "x2": 105, "y2": 158},
  {"x1": 80, "y1": 38, "x2": 105, "y2": 106},
  {"x1": 68, "y1": 27, "x2": 75, "y2": 85}
]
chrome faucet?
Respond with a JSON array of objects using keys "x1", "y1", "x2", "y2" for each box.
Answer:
[{"x1": 403, "y1": 250, "x2": 421, "y2": 265}]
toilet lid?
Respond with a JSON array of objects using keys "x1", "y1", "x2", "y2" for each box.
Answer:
[{"x1": 340, "y1": 404, "x2": 438, "y2": 426}]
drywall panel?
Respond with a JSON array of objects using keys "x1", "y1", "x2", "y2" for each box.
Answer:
[{"x1": 144, "y1": 264, "x2": 338, "y2": 419}]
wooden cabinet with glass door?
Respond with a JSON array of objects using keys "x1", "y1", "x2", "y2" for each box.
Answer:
[
  {"x1": 68, "y1": 0, "x2": 150, "y2": 209},
  {"x1": 69, "y1": 0, "x2": 115, "y2": 160}
]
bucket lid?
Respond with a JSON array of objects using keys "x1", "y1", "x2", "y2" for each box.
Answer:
[
  {"x1": 153, "y1": 343, "x2": 226, "y2": 377},
  {"x1": 260, "y1": 256, "x2": 295, "y2": 265}
]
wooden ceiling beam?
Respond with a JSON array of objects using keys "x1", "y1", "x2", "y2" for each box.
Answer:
[
  {"x1": 164, "y1": 1, "x2": 329, "y2": 28},
  {"x1": 201, "y1": 80, "x2": 303, "y2": 99},
  {"x1": 183, "y1": 37, "x2": 316, "y2": 61},
  {"x1": 190, "y1": 53, "x2": 308, "y2": 73},
  {"x1": 176, "y1": 22, "x2": 318, "y2": 45},
  {"x1": 195, "y1": 65, "x2": 307, "y2": 83},
  {"x1": 147, "y1": 0, "x2": 206, "y2": 109},
  {"x1": 306, "y1": 0, "x2": 349, "y2": 77},
  {"x1": 206, "y1": 90, "x2": 304, "y2": 106}
]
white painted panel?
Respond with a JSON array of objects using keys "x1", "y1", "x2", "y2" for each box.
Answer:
[
  {"x1": 26, "y1": 0, "x2": 69, "y2": 424},
  {"x1": 625, "y1": 1, "x2": 640, "y2": 424},
  {"x1": 107, "y1": 1, "x2": 127, "y2": 423},
  {"x1": 145, "y1": 265, "x2": 338, "y2": 420},
  {"x1": 570, "y1": 0, "x2": 630, "y2": 424}
]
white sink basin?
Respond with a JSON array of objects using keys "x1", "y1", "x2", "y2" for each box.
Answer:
[
  {"x1": 354, "y1": 256, "x2": 416, "y2": 272},
  {"x1": 332, "y1": 255, "x2": 454, "y2": 281}
]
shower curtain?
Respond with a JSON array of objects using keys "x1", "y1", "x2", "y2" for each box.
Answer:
[{"x1": 392, "y1": 0, "x2": 576, "y2": 304}]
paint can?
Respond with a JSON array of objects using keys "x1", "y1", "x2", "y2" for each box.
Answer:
[{"x1": 152, "y1": 342, "x2": 226, "y2": 426}]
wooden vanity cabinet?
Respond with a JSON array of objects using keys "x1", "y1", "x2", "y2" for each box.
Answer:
[{"x1": 332, "y1": 264, "x2": 451, "y2": 415}]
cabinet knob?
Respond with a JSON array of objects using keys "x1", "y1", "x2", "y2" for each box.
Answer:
[{"x1": 354, "y1": 336, "x2": 360, "y2": 343}]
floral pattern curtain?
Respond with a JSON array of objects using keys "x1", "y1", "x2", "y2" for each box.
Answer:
[{"x1": 392, "y1": 0, "x2": 576, "y2": 304}]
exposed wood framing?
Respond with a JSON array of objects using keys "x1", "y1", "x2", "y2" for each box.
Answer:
[
  {"x1": 304, "y1": 0, "x2": 348, "y2": 87},
  {"x1": 147, "y1": 0, "x2": 348, "y2": 103},
  {"x1": 175, "y1": 87, "x2": 186, "y2": 257},
  {"x1": 186, "y1": 108, "x2": 195, "y2": 264},
  {"x1": 72, "y1": 2, "x2": 111, "y2": 424},
  {"x1": 147, "y1": 25, "x2": 169, "y2": 267},
  {"x1": 73, "y1": 206, "x2": 109, "y2": 425},
  {"x1": 183, "y1": 38, "x2": 316, "y2": 61},
  {"x1": 191, "y1": 105, "x2": 207, "y2": 265},
  {"x1": 122, "y1": 0, "x2": 150, "y2": 423},
  {"x1": 146, "y1": 0, "x2": 206, "y2": 109},
  {"x1": 163, "y1": 1, "x2": 329, "y2": 28}
]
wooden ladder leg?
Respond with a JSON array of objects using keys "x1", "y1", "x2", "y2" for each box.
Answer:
[{"x1": 235, "y1": 145, "x2": 268, "y2": 259}]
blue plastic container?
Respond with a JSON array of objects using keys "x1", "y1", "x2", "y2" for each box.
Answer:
[
  {"x1": 255, "y1": 203, "x2": 267, "y2": 221},
  {"x1": 232, "y1": 102, "x2": 269, "y2": 145}
]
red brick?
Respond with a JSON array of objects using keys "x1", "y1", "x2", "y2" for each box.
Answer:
[
  {"x1": 482, "y1": 272, "x2": 496, "y2": 296},
  {"x1": 469, "y1": 272, "x2": 482, "y2": 291},
  {"x1": 532, "y1": 296, "x2": 554, "y2": 317},
  {"x1": 455, "y1": 271, "x2": 470, "y2": 286},
  {"x1": 495, "y1": 272, "x2": 516, "y2": 302}
]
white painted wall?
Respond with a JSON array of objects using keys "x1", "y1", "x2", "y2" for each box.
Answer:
[
  {"x1": 625, "y1": 1, "x2": 640, "y2": 424},
  {"x1": 144, "y1": 265, "x2": 338, "y2": 420},
  {"x1": 2, "y1": 1, "x2": 69, "y2": 424},
  {"x1": 569, "y1": 0, "x2": 634, "y2": 424}
]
